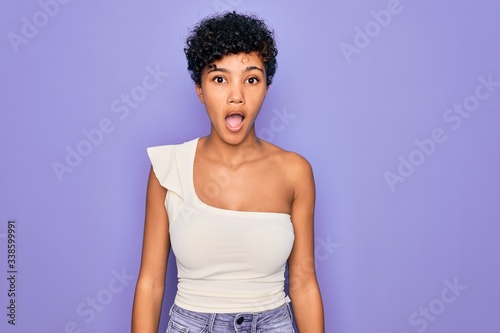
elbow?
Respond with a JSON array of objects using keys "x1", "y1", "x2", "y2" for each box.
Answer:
[
  {"x1": 135, "y1": 274, "x2": 165, "y2": 295},
  {"x1": 288, "y1": 274, "x2": 320, "y2": 299}
]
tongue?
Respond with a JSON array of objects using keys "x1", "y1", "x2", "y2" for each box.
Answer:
[{"x1": 226, "y1": 114, "x2": 243, "y2": 128}]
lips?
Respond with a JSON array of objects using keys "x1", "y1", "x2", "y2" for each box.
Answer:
[{"x1": 225, "y1": 112, "x2": 245, "y2": 132}]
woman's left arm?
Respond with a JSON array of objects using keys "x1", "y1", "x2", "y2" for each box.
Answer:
[{"x1": 287, "y1": 154, "x2": 325, "y2": 333}]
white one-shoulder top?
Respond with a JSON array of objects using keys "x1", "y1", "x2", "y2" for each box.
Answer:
[{"x1": 147, "y1": 138, "x2": 295, "y2": 313}]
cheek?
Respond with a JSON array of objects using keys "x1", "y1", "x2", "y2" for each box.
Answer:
[
  {"x1": 249, "y1": 90, "x2": 267, "y2": 105},
  {"x1": 203, "y1": 94, "x2": 220, "y2": 109},
  {"x1": 204, "y1": 88, "x2": 225, "y2": 102}
]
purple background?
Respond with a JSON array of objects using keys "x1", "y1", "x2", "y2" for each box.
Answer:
[{"x1": 1, "y1": 0, "x2": 500, "y2": 332}]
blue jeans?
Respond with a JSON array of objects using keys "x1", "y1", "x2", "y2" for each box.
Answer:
[{"x1": 166, "y1": 302, "x2": 295, "y2": 333}]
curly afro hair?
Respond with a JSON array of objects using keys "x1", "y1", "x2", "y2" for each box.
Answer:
[{"x1": 184, "y1": 11, "x2": 278, "y2": 86}]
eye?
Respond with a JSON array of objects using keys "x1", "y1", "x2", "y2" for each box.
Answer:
[
  {"x1": 246, "y1": 77, "x2": 260, "y2": 85},
  {"x1": 213, "y1": 76, "x2": 226, "y2": 84}
]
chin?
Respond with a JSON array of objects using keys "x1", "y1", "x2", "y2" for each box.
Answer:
[
  {"x1": 219, "y1": 131, "x2": 249, "y2": 146},
  {"x1": 223, "y1": 135, "x2": 245, "y2": 146}
]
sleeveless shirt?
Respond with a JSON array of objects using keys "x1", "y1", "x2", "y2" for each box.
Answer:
[{"x1": 147, "y1": 138, "x2": 295, "y2": 313}]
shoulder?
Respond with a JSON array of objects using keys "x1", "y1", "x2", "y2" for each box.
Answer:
[
  {"x1": 263, "y1": 141, "x2": 314, "y2": 185},
  {"x1": 146, "y1": 137, "x2": 198, "y2": 195},
  {"x1": 147, "y1": 137, "x2": 198, "y2": 152},
  {"x1": 262, "y1": 142, "x2": 315, "y2": 211},
  {"x1": 147, "y1": 137, "x2": 198, "y2": 162}
]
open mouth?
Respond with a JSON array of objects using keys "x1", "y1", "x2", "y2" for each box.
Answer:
[{"x1": 225, "y1": 113, "x2": 245, "y2": 132}]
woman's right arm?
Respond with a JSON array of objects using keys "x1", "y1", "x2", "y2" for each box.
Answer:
[{"x1": 132, "y1": 166, "x2": 170, "y2": 333}]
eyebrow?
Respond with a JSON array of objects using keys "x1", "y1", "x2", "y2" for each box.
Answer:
[
  {"x1": 207, "y1": 65, "x2": 264, "y2": 74},
  {"x1": 245, "y1": 66, "x2": 264, "y2": 73}
]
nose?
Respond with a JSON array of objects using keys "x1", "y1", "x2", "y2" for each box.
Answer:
[{"x1": 227, "y1": 82, "x2": 244, "y2": 104}]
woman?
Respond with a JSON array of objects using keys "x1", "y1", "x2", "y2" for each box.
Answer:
[{"x1": 132, "y1": 11, "x2": 324, "y2": 333}]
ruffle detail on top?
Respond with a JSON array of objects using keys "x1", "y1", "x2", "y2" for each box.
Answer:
[{"x1": 147, "y1": 144, "x2": 184, "y2": 199}]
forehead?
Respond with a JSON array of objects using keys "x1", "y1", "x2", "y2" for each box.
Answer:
[{"x1": 206, "y1": 52, "x2": 265, "y2": 71}]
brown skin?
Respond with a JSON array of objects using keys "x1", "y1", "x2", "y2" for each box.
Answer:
[
  {"x1": 132, "y1": 167, "x2": 169, "y2": 333},
  {"x1": 132, "y1": 52, "x2": 324, "y2": 332}
]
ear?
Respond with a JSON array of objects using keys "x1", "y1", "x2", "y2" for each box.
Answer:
[{"x1": 195, "y1": 84, "x2": 205, "y2": 104}]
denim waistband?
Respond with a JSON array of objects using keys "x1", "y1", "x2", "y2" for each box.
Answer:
[{"x1": 169, "y1": 301, "x2": 294, "y2": 329}]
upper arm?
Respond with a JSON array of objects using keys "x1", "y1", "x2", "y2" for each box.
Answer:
[
  {"x1": 137, "y1": 166, "x2": 171, "y2": 287},
  {"x1": 287, "y1": 154, "x2": 318, "y2": 294}
]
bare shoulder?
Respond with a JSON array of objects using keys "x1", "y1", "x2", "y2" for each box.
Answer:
[{"x1": 262, "y1": 141, "x2": 314, "y2": 185}]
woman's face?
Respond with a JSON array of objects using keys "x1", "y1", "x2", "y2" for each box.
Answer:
[{"x1": 196, "y1": 52, "x2": 269, "y2": 145}]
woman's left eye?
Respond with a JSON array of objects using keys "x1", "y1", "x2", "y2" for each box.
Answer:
[{"x1": 246, "y1": 77, "x2": 259, "y2": 84}]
